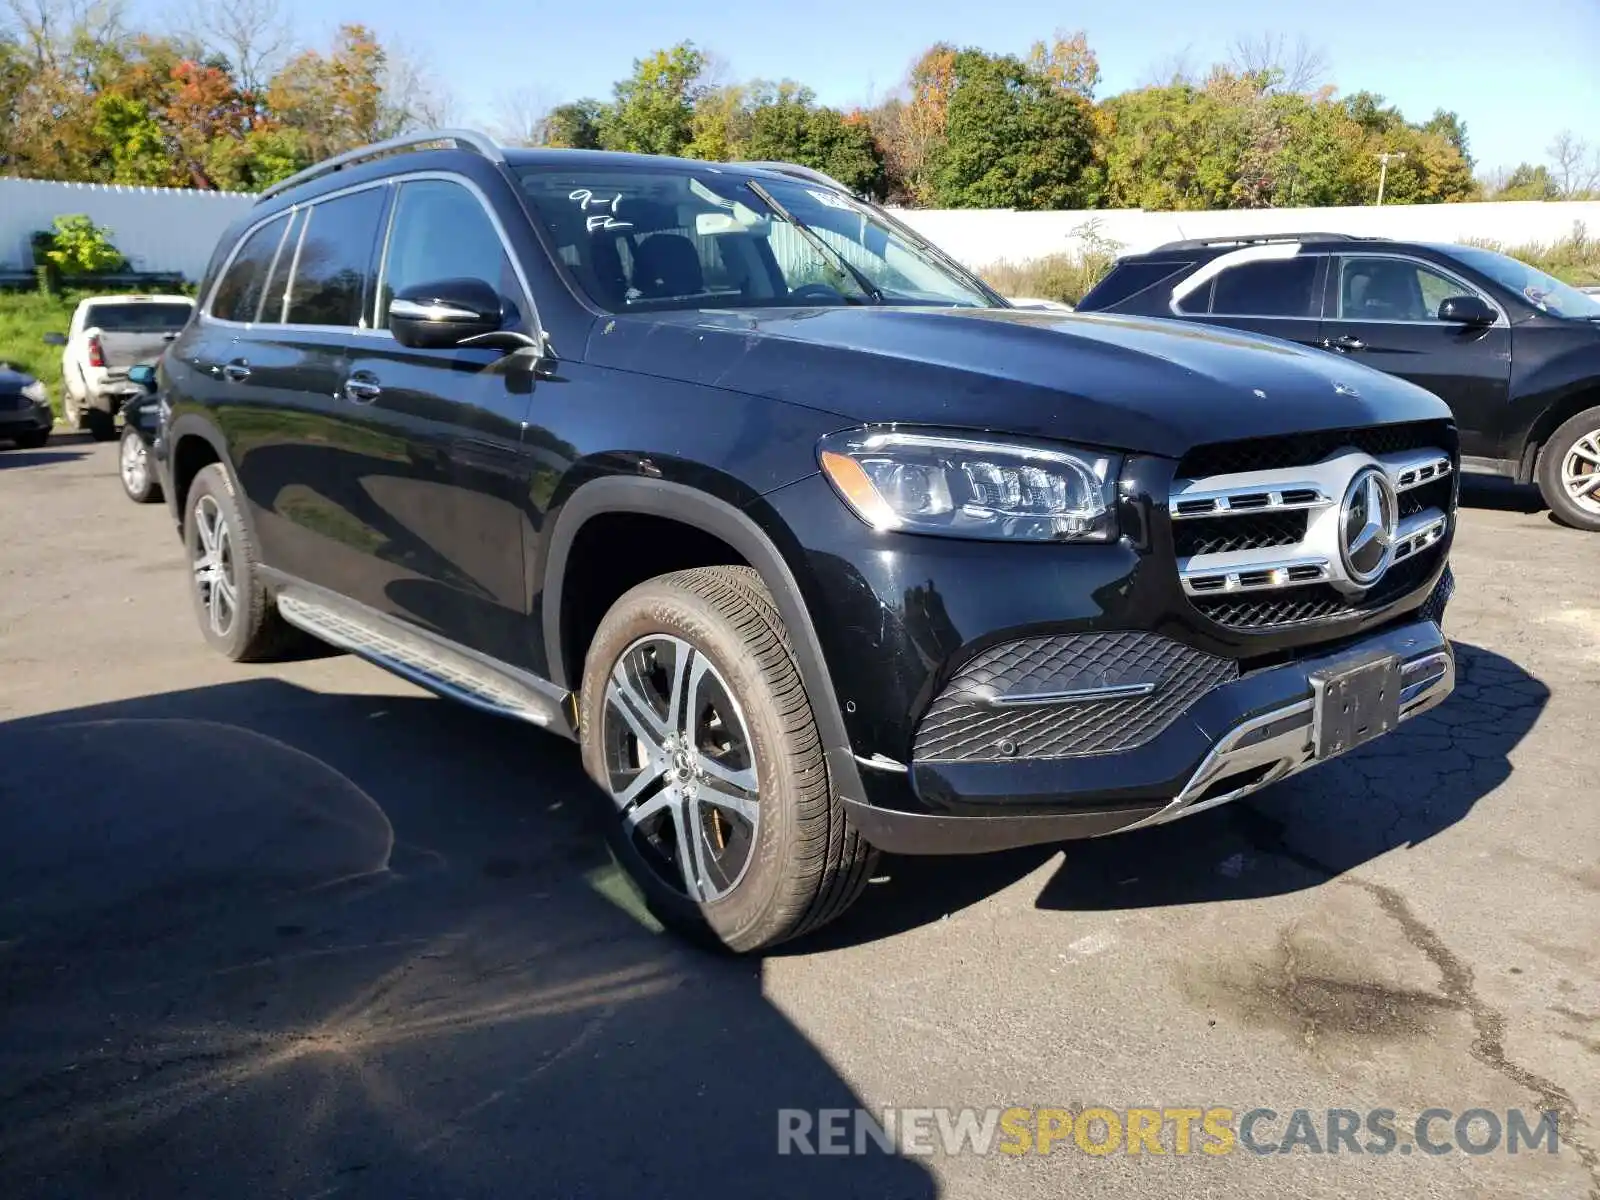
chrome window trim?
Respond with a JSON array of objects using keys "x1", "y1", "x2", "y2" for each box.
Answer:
[
  {"x1": 1331, "y1": 251, "x2": 1509, "y2": 328},
  {"x1": 252, "y1": 208, "x2": 299, "y2": 324},
  {"x1": 199, "y1": 171, "x2": 543, "y2": 343},
  {"x1": 279, "y1": 204, "x2": 312, "y2": 325}
]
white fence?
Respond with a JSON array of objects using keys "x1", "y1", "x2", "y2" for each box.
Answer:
[
  {"x1": 3, "y1": 175, "x2": 1598, "y2": 279},
  {"x1": 0, "y1": 179, "x2": 252, "y2": 279}
]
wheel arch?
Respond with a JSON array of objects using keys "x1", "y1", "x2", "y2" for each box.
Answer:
[
  {"x1": 1522, "y1": 386, "x2": 1600, "y2": 482},
  {"x1": 166, "y1": 415, "x2": 244, "y2": 534},
  {"x1": 543, "y1": 476, "x2": 867, "y2": 809}
]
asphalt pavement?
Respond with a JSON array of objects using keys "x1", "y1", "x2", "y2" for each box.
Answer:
[{"x1": 1, "y1": 434, "x2": 1596, "y2": 1199}]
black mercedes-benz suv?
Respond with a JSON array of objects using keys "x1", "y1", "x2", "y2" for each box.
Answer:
[
  {"x1": 1076, "y1": 232, "x2": 1600, "y2": 531},
  {"x1": 155, "y1": 132, "x2": 1458, "y2": 951}
]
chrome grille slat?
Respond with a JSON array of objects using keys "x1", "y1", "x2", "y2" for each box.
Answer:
[{"x1": 1171, "y1": 430, "x2": 1455, "y2": 627}]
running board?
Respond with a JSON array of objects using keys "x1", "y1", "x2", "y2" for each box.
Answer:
[{"x1": 275, "y1": 586, "x2": 576, "y2": 738}]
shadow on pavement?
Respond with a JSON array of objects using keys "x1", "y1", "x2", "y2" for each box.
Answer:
[
  {"x1": 0, "y1": 681, "x2": 935, "y2": 1200},
  {"x1": 1036, "y1": 641, "x2": 1547, "y2": 911},
  {"x1": 1457, "y1": 473, "x2": 1544, "y2": 515},
  {"x1": 0, "y1": 448, "x2": 87, "y2": 468}
]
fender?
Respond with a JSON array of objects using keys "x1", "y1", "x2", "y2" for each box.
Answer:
[
  {"x1": 1508, "y1": 341, "x2": 1600, "y2": 475},
  {"x1": 163, "y1": 412, "x2": 246, "y2": 536},
  {"x1": 542, "y1": 475, "x2": 868, "y2": 808}
]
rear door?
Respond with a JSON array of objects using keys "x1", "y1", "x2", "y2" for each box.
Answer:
[
  {"x1": 1170, "y1": 251, "x2": 1328, "y2": 349},
  {"x1": 1319, "y1": 254, "x2": 1511, "y2": 456},
  {"x1": 341, "y1": 176, "x2": 542, "y2": 667},
  {"x1": 226, "y1": 185, "x2": 393, "y2": 606}
]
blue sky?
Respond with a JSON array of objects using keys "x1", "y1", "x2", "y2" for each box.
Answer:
[{"x1": 155, "y1": 0, "x2": 1598, "y2": 175}]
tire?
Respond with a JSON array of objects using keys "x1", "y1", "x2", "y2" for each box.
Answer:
[
  {"x1": 183, "y1": 463, "x2": 301, "y2": 661},
  {"x1": 1536, "y1": 405, "x2": 1600, "y2": 532},
  {"x1": 119, "y1": 427, "x2": 160, "y2": 502},
  {"x1": 84, "y1": 405, "x2": 116, "y2": 442},
  {"x1": 579, "y1": 565, "x2": 876, "y2": 953}
]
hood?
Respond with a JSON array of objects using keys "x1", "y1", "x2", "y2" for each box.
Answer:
[{"x1": 585, "y1": 307, "x2": 1451, "y2": 459}]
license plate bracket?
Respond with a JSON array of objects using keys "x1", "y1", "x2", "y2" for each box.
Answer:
[{"x1": 1310, "y1": 653, "x2": 1403, "y2": 761}]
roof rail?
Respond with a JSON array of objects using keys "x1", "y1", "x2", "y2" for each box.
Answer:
[
  {"x1": 739, "y1": 161, "x2": 856, "y2": 196},
  {"x1": 1152, "y1": 232, "x2": 1380, "y2": 252},
  {"x1": 256, "y1": 129, "x2": 505, "y2": 203}
]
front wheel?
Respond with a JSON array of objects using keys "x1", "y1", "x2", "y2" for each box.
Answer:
[
  {"x1": 1537, "y1": 406, "x2": 1600, "y2": 532},
  {"x1": 579, "y1": 566, "x2": 876, "y2": 953},
  {"x1": 119, "y1": 427, "x2": 160, "y2": 502}
]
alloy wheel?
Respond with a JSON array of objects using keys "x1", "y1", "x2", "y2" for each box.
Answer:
[
  {"x1": 602, "y1": 634, "x2": 761, "y2": 902},
  {"x1": 120, "y1": 434, "x2": 148, "y2": 495},
  {"x1": 191, "y1": 494, "x2": 238, "y2": 638},
  {"x1": 1560, "y1": 428, "x2": 1600, "y2": 516}
]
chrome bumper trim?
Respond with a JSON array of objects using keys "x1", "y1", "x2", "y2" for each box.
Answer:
[{"x1": 1116, "y1": 637, "x2": 1456, "y2": 833}]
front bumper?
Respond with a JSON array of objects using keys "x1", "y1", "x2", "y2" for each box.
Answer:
[
  {"x1": 0, "y1": 401, "x2": 53, "y2": 435},
  {"x1": 842, "y1": 614, "x2": 1455, "y2": 854}
]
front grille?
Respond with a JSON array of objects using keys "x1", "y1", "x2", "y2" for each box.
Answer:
[
  {"x1": 1175, "y1": 510, "x2": 1307, "y2": 557},
  {"x1": 1399, "y1": 475, "x2": 1454, "y2": 519},
  {"x1": 1190, "y1": 553, "x2": 1439, "y2": 630},
  {"x1": 1180, "y1": 421, "x2": 1451, "y2": 478},
  {"x1": 914, "y1": 632, "x2": 1238, "y2": 762}
]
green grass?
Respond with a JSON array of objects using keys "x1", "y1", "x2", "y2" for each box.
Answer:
[{"x1": 0, "y1": 291, "x2": 84, "y2": 418}]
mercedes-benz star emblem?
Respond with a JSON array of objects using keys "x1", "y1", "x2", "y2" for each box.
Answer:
[
  {"x1": 1340, "y1": 466, "x2": 1398, "y2": 586},
  {"x1": 1334, "y1": 382, "x2": 1361, "y2": 397}
]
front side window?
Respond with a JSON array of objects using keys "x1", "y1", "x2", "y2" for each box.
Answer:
[
  {"x1": 285, "y1": 187, "x2": 387, "y2": 327},
  {"x1": 1338, "y1": 257, "x2": 1479, "y2": 323},
  {"x1": 378, "y1": 179, "x2": 527, "y2": 326},
  {"x1": 210, "y1": 215, "x2": 287, "y2": 322},
  {"x1": 1209, "y1": 257, "x2": 1320, "y2": 317},
  {"x1": 516, "y1": 166, "x2": 997, "y2": 312}
]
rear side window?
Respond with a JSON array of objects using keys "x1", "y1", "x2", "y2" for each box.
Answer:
[
  {"x1": 1078, "y1": 261, "x2": 1192, "y2": 311},
  {"x1": 210, "y1": 215, "x2": 287, "y2": 322},
  {"x1": 285, "y1": 188, "x2": 387, "y2": 328},
  {"x1": 256, "y1": 209, "x2": 306, "y2": 325},
  {"x1": 1209, "y1": 258, "x2": 1320, "y2": 317},
  {"x1": 377, "y1": 180, "x2": 526, "y2": 325}
]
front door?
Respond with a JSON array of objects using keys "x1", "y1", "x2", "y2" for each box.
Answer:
[
  {"x1": 342, "y1": 177, "x2": 544, "y2": 669},
  {"x1": 1320, "y1": 254, "x2": 1512, "y2": 457}
]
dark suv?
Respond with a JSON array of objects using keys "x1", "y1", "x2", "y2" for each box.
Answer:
[
  {"x1": 1077, "y1": 232, "x2": 1600, "y2": 530},
  {"x1": 156, "y1": 132, "x2": 1458, "y2": 951}
]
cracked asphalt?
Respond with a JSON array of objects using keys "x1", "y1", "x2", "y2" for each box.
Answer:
[{"x1": 1, "y1": 437, "x2": 1596, "y2": 1199}]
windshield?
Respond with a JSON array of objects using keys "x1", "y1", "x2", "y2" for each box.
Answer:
[
  {"x1": 516, "y1": 165, "x2": 998, "y2": 312},
  {"x1": 83, "y1": 302, "x2": 193, "y2": 332},
  {"x1": 1445, "y1": 247, "x2": 1600, "y2": 319}
]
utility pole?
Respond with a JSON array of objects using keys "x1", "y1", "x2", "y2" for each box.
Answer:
[{"x1": 1375, "y1": 151, "x2": 1407, "y2": 205}]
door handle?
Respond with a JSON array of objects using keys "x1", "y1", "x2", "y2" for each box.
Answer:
[
  {"x1": 1322, "y1": 335, "x2": 1366, "y2": 353},
  {"x1": 343, "y1": 373, "x2": 382, "y2": 404},
  {"x1": 221, "y1": 360, "x2": 251, "y2": 382}
]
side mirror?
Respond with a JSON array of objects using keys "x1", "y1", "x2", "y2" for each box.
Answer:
[
  {"x1": 127, "y1": 364, "x2": 157, "y2": 389},
  {"x1": 1437, "y1": 295, "x2": 1495, "y2": 326},
  {"x1": 388, "y1": 278, "x2": 505, "y2": 349},
  {"x1": 42, "y1": 332, "x2": 66, "y2": 346}
]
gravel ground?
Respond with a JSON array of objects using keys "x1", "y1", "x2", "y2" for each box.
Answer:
[{"x1": 1, "y1": 434, "x2": 1596, "y2": 1199}]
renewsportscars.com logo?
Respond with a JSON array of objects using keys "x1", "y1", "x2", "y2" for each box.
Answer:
[{"x1": 778, "y1": 1106, "x2": 1563, "y2": 1158}]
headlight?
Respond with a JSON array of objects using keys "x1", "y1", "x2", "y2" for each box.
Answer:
[
  {"x1": 21, "y1": 380, "x2": 46, "y2": 405},
  {"x1": 818, "y1": 429, "x2": 1121, "y2": 542}
]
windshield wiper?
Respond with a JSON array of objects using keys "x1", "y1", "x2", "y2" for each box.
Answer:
[{"x1": 744, "y1": 179, "x2": 882, "y2": 305}]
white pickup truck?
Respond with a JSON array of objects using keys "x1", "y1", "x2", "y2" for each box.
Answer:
[{"x1": 45, "y1": 294, "x2": 193, "y2": 440}]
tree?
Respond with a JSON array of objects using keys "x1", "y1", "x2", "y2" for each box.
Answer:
[
  {"x1": 1488, "y1": 162, "x2": 1560, "y2": 201},
  {"x1": 736, "y1": 82, "x2": 886, "y2": 195},
  {"x1": 264, "y1": 24, "x2": 386, "y2": 162},
  {"x1": 1423, "y1": 109, "x2": 1471, "y2": 167},
  {"x1": 1549, "y1": 130, "x2": 1600, "y2": 199},
  {"x1": 492, "y1": 85, "x2": 552, "y2": 147},
  {"x1": 176, "y1": 0, "x2": 290, "y2": 95},
  {"x1": 683, "y1": 81, "x2": 752, "y2": 161},
  {"x1": 1026, "y1": 28, "x2": 1100, "y2": 99},
  {"x1": 598, "y1": 41, "x2": 706, "y2": 156},
  {"x1": 543, "y1": 98, "x2": 604, "y2": 149},
  {"x1": 1228, "y1": 33, "x2": 1327, "y2": 95},
  {"x1": 929, "y1": 49, "x2": 1094, "y2": 209}
]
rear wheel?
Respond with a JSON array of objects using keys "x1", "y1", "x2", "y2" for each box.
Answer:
[
  {"x1": 1537, "y1": 405, "x2": 1600, "y2": 532},
  {"x1": 119, "y1": 427, "x2": 160, "y2": 502},
  {"x1": 84, "y1": 405, "x2": 116, "y2": 442},
  {"x1": 184, "y1": 464, "x2": 300, "y2": 661},
  {"x1": 579, "y1": 565, "x2": 875, "y2": 953}
]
